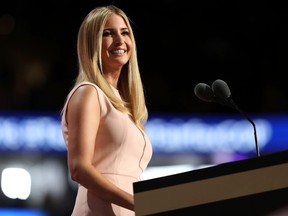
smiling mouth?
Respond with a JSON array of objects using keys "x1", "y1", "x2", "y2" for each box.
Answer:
[{"x1": 111, "y1": 49, "x2": 126, "y2": 54}]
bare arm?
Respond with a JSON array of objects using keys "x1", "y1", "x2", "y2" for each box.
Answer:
[{"x1": 66, "y1": 85, "x2": 134, "y2": 211}]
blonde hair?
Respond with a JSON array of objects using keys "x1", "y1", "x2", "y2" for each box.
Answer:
[{"x1": 73, "y1": 5, "x2": 147, "y2": 129}]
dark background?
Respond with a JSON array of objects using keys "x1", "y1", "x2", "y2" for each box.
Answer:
[
  {"x1": 1, "y1": 2, "x2": 288, "y2": 215},
  {"x1": 1, "y1": 1, "x2": 288, "y2": 115}
]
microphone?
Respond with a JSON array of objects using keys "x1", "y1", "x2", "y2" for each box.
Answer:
[
  {"x1": 194, "y1": 83, "x2": 234, "y2": 108},
  {"x1": 194, "y1": 83, "x2": 214, "y2": 102},
  {"x1": 211, "y1": 79, "x2": 260, "y2": 157}
]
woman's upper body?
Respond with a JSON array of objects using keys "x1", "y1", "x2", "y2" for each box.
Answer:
[
  {"x1": 61, "y1": 81, "x2": 152, "y2": 215},
  {"x1": 61, "y1": 5, "x2": 152, "y2": 213}
]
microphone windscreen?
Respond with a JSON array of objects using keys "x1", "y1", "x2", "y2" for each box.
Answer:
[
  {"x1": 194, "y1": 83, "x2": 214, "y2": 102},
  {"x1": 212, "y1": 79, "x2": 231, "y2": 99}
]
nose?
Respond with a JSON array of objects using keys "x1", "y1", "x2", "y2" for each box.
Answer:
[
  {"x1": 113, "y1": 33, "x2": 124, "y2": 46},
  {"x1": 114, "y1": 40, "x2": 123, "y2": 46}
]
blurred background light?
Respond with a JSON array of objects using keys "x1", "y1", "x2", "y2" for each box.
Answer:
[{"x1": 1, "y1": 168, "x2": 31, "y2": 200}]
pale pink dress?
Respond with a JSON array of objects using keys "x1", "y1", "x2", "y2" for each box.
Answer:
[{"x1": 61, "y1": 82, "x2": 153, "y2": 216}]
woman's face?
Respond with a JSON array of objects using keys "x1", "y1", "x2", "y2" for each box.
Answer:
[{"x1": 101, "y1": 14, "x2": 133, "y2": 73}]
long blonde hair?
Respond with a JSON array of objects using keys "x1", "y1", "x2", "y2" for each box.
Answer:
[{"x1": 74, "y1": 5, "x2": 147, "y2": 129}]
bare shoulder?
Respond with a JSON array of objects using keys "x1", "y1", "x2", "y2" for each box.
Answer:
[
  {"x1": 67, "y1": 84, "x2": 100, "y2": 116},
  {"x1": 72, "y1": 84, "x2": 98, "y2": 101}
]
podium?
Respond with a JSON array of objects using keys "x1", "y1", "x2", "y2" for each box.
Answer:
[{"x1": 133, "y1": 150, "x2": 288, "y2": 216}]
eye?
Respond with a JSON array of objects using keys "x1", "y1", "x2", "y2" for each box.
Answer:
[
  {"x1": 121, "y1": 30, "x2": 130, "y2": 36},
  {"x1": 103, "y1": 31, "x2": 113, "y2": 37}
]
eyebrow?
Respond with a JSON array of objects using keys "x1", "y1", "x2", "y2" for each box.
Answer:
[{"x1": 103, "y1": 27, "x2": 129, "y2": 31}]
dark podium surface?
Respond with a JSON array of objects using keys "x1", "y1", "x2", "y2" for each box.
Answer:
[{"x1": 133, "y1": 150, "x2": 288, "y2": 216}]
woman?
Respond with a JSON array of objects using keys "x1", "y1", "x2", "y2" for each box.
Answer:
[{"x1": 61, "y1": 5, "x2": 153, "y2": 215}]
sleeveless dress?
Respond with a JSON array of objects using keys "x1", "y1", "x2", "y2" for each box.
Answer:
[{"x1": 61, "y1": 82, "x2": 153, "y2": 216}]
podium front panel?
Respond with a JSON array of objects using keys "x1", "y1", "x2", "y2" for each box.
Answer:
[{"x1": 134, "y1": 150, "x2": 288, "y2": 215}]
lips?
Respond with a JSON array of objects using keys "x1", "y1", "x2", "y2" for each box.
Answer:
[{"x1": 110, "y1": 49, "x2": 126, "y2": 54}]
